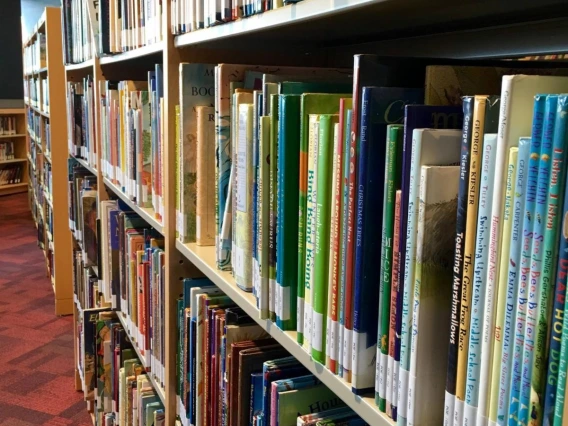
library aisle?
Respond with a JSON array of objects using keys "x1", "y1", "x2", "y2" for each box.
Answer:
[{"x1": 0, "y1": 193, "x2": 91, "y2": 426}]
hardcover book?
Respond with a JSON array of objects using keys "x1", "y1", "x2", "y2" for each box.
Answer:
[{"x1": 196, "y1": 105, "x2": 216, "y2": 246}]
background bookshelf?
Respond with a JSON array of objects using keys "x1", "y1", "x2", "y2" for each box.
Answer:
[
  {"x1": 21, "y1": 0, "x2": 568, "y2": 425},
  {"x1": 0, "y1": 108, "x2": 27, "y2": 196},
  {"x1": 23, "y1": 7, "x2": 73, "y2": 316}
]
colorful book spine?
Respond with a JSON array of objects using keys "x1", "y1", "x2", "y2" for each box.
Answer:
[
  {"x1": 552, "y1": 181, "x2": 568, "y2": 426},
  {"x1": 327, "y1": 121, "x2": 343, "y2": 373},
  {"x1": 463, "y1": 131, "x2": 498, "y2": 426},
  {"x1": 303, "y1": 114, "x2": 320, "y2": 353},
  {"x1": 234, "y1": 103, "x2": 254, "y2": 291},
  {"x1": 518, "y1": 95, "x2": 558, "y2": 426},
  {"x1": 544, "y1": 173, "x2": 568, "y2": 426},
  {"x1": 377, "y1": 124, "x2": 403, "y2": 412},
  {"x1": 443, "y1": 97, "x2": 473, "y2": 426},
  {"x1": 529, "y1": 94, "x2": 568, "y2": 426},
  {"x1": 339, "y1": 108, "x2": 353, "y2": 378},
  {"x1": 456, "y1": 96, "x2": 486, "y2": 426},
  {"x1": 494, "y1": 137, "x2": 530, "y2": 426},
  {"x1": 259, "y1": 116, "x2": 270, "y2": 319},
  {"x1": 312, "y1": 114, "x2": 338, "y2": 364},
  {"x1": 508, "y1": 96, "x2": 546, "y2": 425}
]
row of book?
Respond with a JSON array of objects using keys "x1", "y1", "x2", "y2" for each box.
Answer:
[
  {"x1": 23, "y1": 33, "x2": 46, "y2": 74},
  {"x1": 43, "y1": 161, "x2": 52, "y2": 201},
  {"x1": 27, "y1": 108, "x2": 42, "y2": 144},
  {"x1": 175, "y1": 277, "x2": 368, "y2": 426},
  {"x1": 0, "y1": 116, "x2": 18, "y2": 135},
  {"x1": 171, "y1": 0, "x2": 302, "y2": 35},
  {"x1": 96, "y1": 0, "x2": 163, "y2": 56},
  {"x1": 26, "y1": 77, "x2": 49, "y2": 113},
  {"x1": 67, "y1": 78, "x2": 97, "y2": 167},
  {"x1": 0, "y1": 164, "x2": 24, "y2": 185},
  {"x1": 99, "y1": 65, "x2": 164, "y2": 220},
  {"x1": 75, "y1": 306, "x2": 165, "y2": 426},
  {"x1": 171, "y1": 57, "x2": 568, "y2": 426},
  {"x1": 0, "y1": 141, "x2": 15, "y2": 161},
  {"x1": 73, "y1": 249, "x2": 100, "y2": 310},
  {"x1": 62, "y1": 0, "x2": 94, "y2": 64}
]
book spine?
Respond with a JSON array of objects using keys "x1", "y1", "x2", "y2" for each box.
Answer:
[
  {"x1": 529, "y1": 95, "x2": 568, "y2": 426},
  {"x1": 327, "y1": 121, "x2": 342, "y2": 372},
  {"x1": 518, "y1": 95, "x2": 558, "y2": 426},
  {"x1": 297, "y1": 102, "x2": 309, "y2": 344},
  {"x1": 303, "y1": 115, "x2": 320, "y2": 353},
  {"x1": 458, "y1": 96, "x2": 486, "y2": 426},
  {"x1": 398, "y1": 129, "x2": 422, "y2": 425},
  {"x1": 377, "y1": 124, "x2": 400, "y2": 412},
  {"x1": 445, "y1": 97, "x2": 473, "y2": 426},
  {"x1": 269, "y1": 95, "x2": 278, "y2": 316},
  {"x1": 494, "y1": 137, "x2": 530, "y2": 425},
  {"x1": 196, "y1": 106, "x2": 216, "y2": 246},
  {"x1": 508, "y1": 96, "x2": 545, "y2": 424},
  {"x1": 259, "y1": 117, "x2": 270, "y2": 319},
  {"x1": 339, "y1": 108, "x2": 353, "y2": 377}
]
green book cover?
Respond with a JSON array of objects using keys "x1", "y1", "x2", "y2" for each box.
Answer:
[
  {"x1": 276, "y1": 94, "x2": 301, "y2": 330},
  {"x1": 312, "y1": 113, "x2": 339, "y2": 364},
  {"x1": 376, "y1": 124, "x2": 403, "y2": 410},
  {"x1": 145, "y1": 401, "x2": 164, "y2": 426},
  {"x1": 269, "y1": 94, "x2": 279, "y2": 319},
  {"x1": 178, "y1": 63, "x2": 215, "y2": 243},
  {"x1": 175, "y1": 105, "x2": 180, "y2": 239},
  {"x1": 297, "y1": 93, "x2": 350, "y2": 346},
  {"x1": 277, "y1": 384, "x2": 346, "y2": 426},
  {"x1": 280, "y1": 81, "x2": 352, "y2": 96},
  {"x1": 259, "y1": 116, "x2": 271, "y2": 319}
]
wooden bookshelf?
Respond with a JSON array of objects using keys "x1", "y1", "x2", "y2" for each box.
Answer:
[
  {"x1": 0, "y1": 108, "x2": 27, "y2": 196},
  {"x1": 23, "y1": 7, "x2": 73, "y2": 317},
  {"x1": 39, "y1": 1, "x2": 568, "y2": 425}
]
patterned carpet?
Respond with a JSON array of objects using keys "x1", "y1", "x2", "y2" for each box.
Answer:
[{"x1": 0, "y1": 193, "x2": 92, "y2": 426}]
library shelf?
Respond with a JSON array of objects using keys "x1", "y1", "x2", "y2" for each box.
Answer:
[
  {"x1": 99, "y1": 42, "x2": 164, "y2": 65},
  {"x1": 74, "y1": 156, "x2": 97, "y2": 176},
  {"x1": 65, "y1": 59, "x2": 95, "y2": 71},
  {"x1": 103, "y1": 177, "x2": 164, "y2": 235},
  {"x1": 0, "y1": 182, "x2": 27, "y2": 190},
  {"x1": 0, "y1": 158, "x2": 28, "y2": 164},
  {"x1": 29, "y1": 105, "x2": 50, "y2": 119},
  {"x1": 0, "y1": 134, "x2": 26, "y2": 139},
  {"x1": 115, "y1": 312, "x2": 167, "y2": 404},
  {"x1": 175, "y1": 240, "x2": 391, "y2": 426}
]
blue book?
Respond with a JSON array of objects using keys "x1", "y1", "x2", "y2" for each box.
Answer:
[
  {"x1": 496, "y1": 137, "x2": 530, "y2": 426},
  {"x1": 338, "y1": 108, "x2": 352, "y2": 379},
  {"x1": 518, "y1": 95, "x2": 558, "y2": 426},
  {"x1": 396, "y1": 104, "x2": 463, "y2": 420},
  {"x1": 251, "y1": 372, "x2": 264, "y2": 424},
  {"x1": 352, "y1": 86, "x2": 423, "y2": 395},
  {"x1": 508, "y1": 96, "x2": 546, "y2": 426},
  {"x1": 271, "y1": 375, "x2": 321, "y2": 393}
]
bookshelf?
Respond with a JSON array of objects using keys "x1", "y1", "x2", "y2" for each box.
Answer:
[
  {"x1": 23, "y1": 7, "x2": 73, "y2": 317},
  {"x1": 29, "y1": 1, "x2": 568, "y2": 425},
  {"x1": 0, "y1": 108, "x2": 27, "y2": 196}
]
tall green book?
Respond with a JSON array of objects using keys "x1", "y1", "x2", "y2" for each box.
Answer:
[
  {"x1": 297, "y1": 93, "x2": 350, "y2": 346},
  {"x1": 376, "y1": 123, "x2": 403, "y2": 410},
  {"x1": 259, "y1": 116, "x2": 271, "y2": 318},
  {"x1": 269, "y1": 94, "x2": 279, "y2": 318},
  {"x1": 312, "y1": 113, "x2": 339, "y2": 364}
]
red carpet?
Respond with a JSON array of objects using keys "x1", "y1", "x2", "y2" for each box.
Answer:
[{"x1": 0, "y1": 193, "x2": 92, "y2": 426}]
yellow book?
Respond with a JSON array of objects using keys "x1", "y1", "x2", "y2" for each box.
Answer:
[{"x1": 455, "y1": 96, "x2": 487, "y2": 424}]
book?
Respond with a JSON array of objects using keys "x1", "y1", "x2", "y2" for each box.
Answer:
[
  {"x1": 196, "y1": 105, "x2": 216, "y2": 246},
  {"x1": 258, "y1": 116, "x2": 271, "y2": 319},
  {"x1": 352, "y1": 86, "x2": 423, "y2": 395},
  {"x1": 399, "y1": 128, "x2": 461, "y2": 425},
  {"x1": 494, "y1": 137, "x2": 530, "y2": 426},
  {"x1": 408, "y1": 165, "x2": 459, "y2": 426}
]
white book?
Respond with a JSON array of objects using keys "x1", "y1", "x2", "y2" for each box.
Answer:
[
  {"x1": 407, "y1": 165, "x2": 459, "y2": 426},
  {"x1": 398, "y1": 128, "x2": 461, "y2": 425}
]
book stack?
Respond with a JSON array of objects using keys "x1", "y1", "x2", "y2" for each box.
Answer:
[
  {"x1": 0, "y1": 142, "x2": 15, "y2": 161},
  {"x1": 97, "y1": 0, "x2": 163, "y2": 55},
  {"x1": 62, "y1": 0, "x2": 94, "y2": 64},
  {"x1": 0, "y1": 165, "x2": 24, "y2": 186},
  {"x1": 0, "y1": 116, "x2": 17, "y2": 135},
  {"x1": 67, "y1": 78, "x2": 97, "y2": 166},
  {"x1": 75, "y1": 307, "x2": 165, "y2": 426},
  {"x1": 23, "y1": 33, "x2": 46, "y2": 74},
  {"x1": 99, "y1": 66, "x2": 163, "y2": 219},
  {"x1": 98, "y1": 197, "x2": 166, "y2": 390},
  {"x1": 171, "y1": 0, "x2": 303, "y2": 35},
  {"x1": 175, "y1": 277, "x2": 368, "y2": 426}
]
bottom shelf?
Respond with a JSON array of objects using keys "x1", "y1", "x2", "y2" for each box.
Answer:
[{"x1": 0, "y1": 182, "x2": 27, "y2": 195}]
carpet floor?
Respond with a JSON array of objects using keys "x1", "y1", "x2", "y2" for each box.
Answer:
[{"x1": 0, "y1": 193, "x2": 92, "y2": 426}]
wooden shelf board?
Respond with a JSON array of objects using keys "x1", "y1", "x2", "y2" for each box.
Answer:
[
  {"x1": 175, "y1": 241, "x2": 391, "y2": 426},
  {"x1": 115, "y1": 313, "x2": 166, "y2": 404},
  {"x1": 27, "y1": 104, "x2": 50, "y2": 119},
  {"x1": 0, "y1": 158, "x2": 27, "y2": 164},
  {"x1": 0, "y1": 109, "x2": 25, "y2": 115},
  {"x1": 0, "y1": 182, "x2": 27, "y2": 190},
  {"x1": 0, "y1": 134, "x2": 26, "y2": 139},
  {"x1": 99, "y1": 42, "x2": 164, "y2": 65},
  {"x1": 103, "y1": 178, "x2": 164, "y2": 235},
  {"x1": 65, "y1": 59, "x2": 95, "y2": 71}
]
